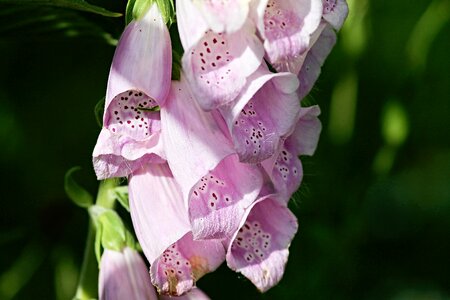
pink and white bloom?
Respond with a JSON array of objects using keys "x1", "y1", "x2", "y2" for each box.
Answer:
[
  {"x1": 219, "y1": 64, "x2": 301, "y2": 163},
  {"x1": 99, "y1": 247, "x2": 158, "y2": 300},
  {"x1": 322, "y1": 0, "x2": 349, "y2": 30},
  {"x1": 161, "y1": 78, "x2": 264, "y2": 240},
  {"x1": 129, "y1": 163, "x2": 225, "y2": 296},
  {"x1": 93, "y1": 3, "x2": 171, "y2": 179},
  {"x1": 253, "y1": 0, "x2": 323, "y2": 70},
  {"x1": 226, "y1": 193, "x2": 298, "y2": 292},
  {"x1": 262, "y1": 105, "x2": 322, "y2": 199},
  {"x1": 177, "y1": 0, "x2": 264, "y2": 110}
]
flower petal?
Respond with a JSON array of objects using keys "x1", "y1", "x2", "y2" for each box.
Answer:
[
  {"x1": 288, "y1": 105, "x2": 322, "y2": 156},
  {"x1": 176, "y1": 0, "x2": 209, "y2": 50},
  {"x1": 150, "y1": 232, "x2": 225, "y2": 296},
  {"x1": 256, "y1": 0, "x2": 323, "y2": 66},
  {"x1": 182, "y1": 24, "x2": 264, "y2": 110},
  {"x1": 129, "y1": 163, "x2": 190, "y2": 264},
  {"x1": 189, "y1": 155, "x2": 263, "y2": 240},
  {"x1": 99, "y1": 248, "x2": 158, "y2": 300},
  {"x1": 160, "y1": 77, "x2": 235, "y2": 200},
  {"x1": 159, "y1": 287, "x2": 210, "y2": 300},
  {"x1": 226, "y1": 196, "x2": 298, "y2": 292},
  {"x1": 192, "y1": 0, "x2": 251, "y2": 33},
  {"x1": 220, "y1": 65, "x2": 301, "y2": 163},
  {"x1": 105, "y1": 3, "x2": 171, "y2": 111},
  {"x1": 322, "y1": 0, "x2": 349, "y2": 30}
]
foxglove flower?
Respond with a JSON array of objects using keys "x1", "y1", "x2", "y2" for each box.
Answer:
[
  {"x1": 262, "y1": 105, "x2": 322, "y2": 199},
  {"x1": 99, "y1": 247, "x2": 158, "y2": 300},
  {"x1": 219, "y1": 64, "x2": 301, "y2": 163},
  {"x1": 253, "y1": 0, "x2": 323, "y2": 70},
  {"x1": 161, "y1": 77, "x2": 264, "y2": 240},
  {"x1": 159, "y1": 287, "x2": 210, "y2": 300},
  {"x1": 322, "y1": 0, "x2": 349, "y2": 30},
  {"x1": 177, "y1": 0, "x2": 264, "y2": 110},
  {"x1": 226, "y1": 193, "x2": 298, "y2": 292},
  {"x1": 129, "y1": 163, "x2": 225, "y2": 296},
  {"x1": 93, "y1": 3, "x2": 171, "y2": 179}
]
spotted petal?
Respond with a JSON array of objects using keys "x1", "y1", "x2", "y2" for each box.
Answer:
[
  {"x1": 99, "y1": 248, "x2": 158, "y2": 300},
  {"x1": 105, "y1": 3, "x2": 171, "y2": 110},
  {"x1": 179, "y1": 11, "x2": 264, "y2": 110},
  {"x1": 322, "y1": 0, "x2": 349, "y2": 30},
  {"x1": 150, "y1": 233, "x2": 225, "y2": 296},
  {"x1": 220, "y1": 65, "x2": 301, "y2": 163},
  {"x1": 255, "y1": 0, "x2": 323, "y2": 67},
  {"x1": 226, "y1": 195, "x2": 298, "y2": 292}
]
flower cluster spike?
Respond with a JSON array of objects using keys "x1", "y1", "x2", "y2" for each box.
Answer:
[{"x1": 93, "y1": 0, "x2": 348, "y2": 297}]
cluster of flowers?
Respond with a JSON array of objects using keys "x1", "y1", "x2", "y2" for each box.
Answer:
[{"x1": 93, "y1": 0, "x2": 347, "y2": 297}]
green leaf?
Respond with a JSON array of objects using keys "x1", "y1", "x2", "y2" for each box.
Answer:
[
  {"x1": 113, "y1": 186, "x2": 130, "y2": 212},
  {"x1": 64, "y1": 167, "x2": 94, "y2": 208},
  {"x1": 97, "y1": 209, "x2": 126, "y2": 252},
  {"x1": 0, "y1": 0, "x2": 122, "y2": 17}
]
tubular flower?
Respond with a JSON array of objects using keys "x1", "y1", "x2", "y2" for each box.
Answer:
[
  {"x1": 253, "y1": 0, "x2": 323, "y2": 70},
  {"x1": 129, "y1": 163, "x2": 225, "y2": 296},
  {"x1": 226, "y1": 193, "x2": 298, "y2": 292},
  {"x1": 219, "y1": 64, "x2": 301, "y2": 163},
  {"x1": 177, "y1": 0, "x2": 264, "y2": 110},
  {"x1": 99, "y1": 247, "x2": 158, "y2": 300},
  {"x1": 93, "y1": 3, "x2": 171, "y2": 179},
  {"x1": 262, "y1": 105, "x2": 322, "y2": 199},
  {"x1": 161, "y1": 77, "x2": 264, "y2": 240}
]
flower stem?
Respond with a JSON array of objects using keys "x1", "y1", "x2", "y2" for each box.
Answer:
[{"x1": 73, "y1": 179, "x2": 119, "y2": 300}]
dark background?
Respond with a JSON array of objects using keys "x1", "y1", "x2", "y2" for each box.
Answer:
[{"x1": 0, "y1": 0, "x2": 449, "y2": 299}]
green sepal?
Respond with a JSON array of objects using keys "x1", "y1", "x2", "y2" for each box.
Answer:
[
  {"x1": 113, "y1": 186, "x2": 130, "y2": 212},
  {"x1": 64, "y1": 167, "x2": 94, "y2": 208},
  {"x1": 98, "y1": 209, "x2": 126, "y2": 252},
  {"x1": 126, "y1": 0, "x2": 174, "y2": 25},
  {"x1": 94, "y1": 219, "x2": 103, "y2": 263},
  {"x1": 1, "y1": 0, "x2": 122, "y2": 17},
  {"x1": 94, "y1": 97, "x2": 105, "y2": 128}
]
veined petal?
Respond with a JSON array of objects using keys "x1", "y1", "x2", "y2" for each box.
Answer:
[
  {"x1": 150, "y1": 232, "x2": 225, "y2": 296},
  {"x1": 105, "y1": 3, "x2": 171, "y2": 111},
  {"x1": 182, "y1": 23, "x2": 264, "y2": 110},
  {"x1": 159, "y1": 287, "x2": 210, "y2": 300},
  {"x1": 322, "y1": 0, "x2": 349, "y2": 30},
  {"x1": 99, "y1": 247, "x2": 158, "y2": 300},
  {"x1": 161, "y1": 77, "x2": 235, "y2": 200},
  {"x1": 176, "y1": 0, "x2": 209, "y2": 50},
  {"x1": 226, "y1": 196, "x2": 298, "y2": 292},
  {"x1": 261, "y1": 105, "x2": 321, "y2": 198},
  {"x1": 129, "y1": 163, "x2": 190, "y2": 264},
  {"x1": 193, "y1": 0, "x2": 251, "y2": 33},
  {"x1": 189, "y1": 155, "x2": 264, "y2": 240},
  {"x1": 220, "y1": 65, "x2": 301, "y2": 163},
  {"x1": 255, "y1": 0, "x2": 323, "y2": 66}
]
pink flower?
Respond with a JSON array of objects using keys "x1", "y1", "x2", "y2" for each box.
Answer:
[
  {"x1": 219, "y1": 64, "x2": 301, "y2": 163},
  {"x1": 99, "y1": 247, "x2": 158, "y2": 300},
  {"x1": 226, "y1": 192, "x2": 298, "y2": 292},
  {"x1": 254, "y1": 0, "x2": 323, "y2": 70},
  {"x1": 161, "y1": 77, "x2": 264, "y2": 240},
  {"x1": 129, "y1": 163, "x2": 225, "y2": 296},
  {"x1": 177, "y1": 0, "x2": 264, "y2": 110},
  {"x1": 322, "y1": 0, "x2": 349, "y2": 30},
  {"x1": 262, "y1": 105, "x2": 322, "y2": 199},
  {"x1": 93, "y1": 3, "x2": 171, "y2": 179}
]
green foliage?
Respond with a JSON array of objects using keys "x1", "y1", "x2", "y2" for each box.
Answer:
[{"x1": 64, "y1": 167, "x2": 94, "y2": 208}]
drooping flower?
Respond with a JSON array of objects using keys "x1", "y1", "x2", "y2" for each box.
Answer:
[
  {"x1": 219, "y1": 64, "x2": 301, "y2": 163},
  {"x1": 322, "y1": 0, "x2": 349, "y2": 30},
  {"x1": 129, "y1": 163, "x2": 225, "y2": 296},
  {"x1": 99, "y1": 247, "x2": 158, "y2": 300},
  {"x1": 262, "y1": 105, "x2": 322, "y2": 199},
  {"x1": 253, "y1": 0, "x2": 323, "y2": 70},
  {"x1": 177, "y1": 0, "x2": 264, "y2": 110},
  {"x1": 93, "y1": 3, "x2": 171, "y2": 179},
  {"x1": 226, "y1": 193, "x2": 298, "y2": 292},
  {"x1": 161, "y1": 78, "x2": 264, "y2": 240}
]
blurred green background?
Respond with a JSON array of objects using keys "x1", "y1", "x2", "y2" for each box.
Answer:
[{"x1": 0, "y1": 0, "x2": 449, "y2": 299}]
